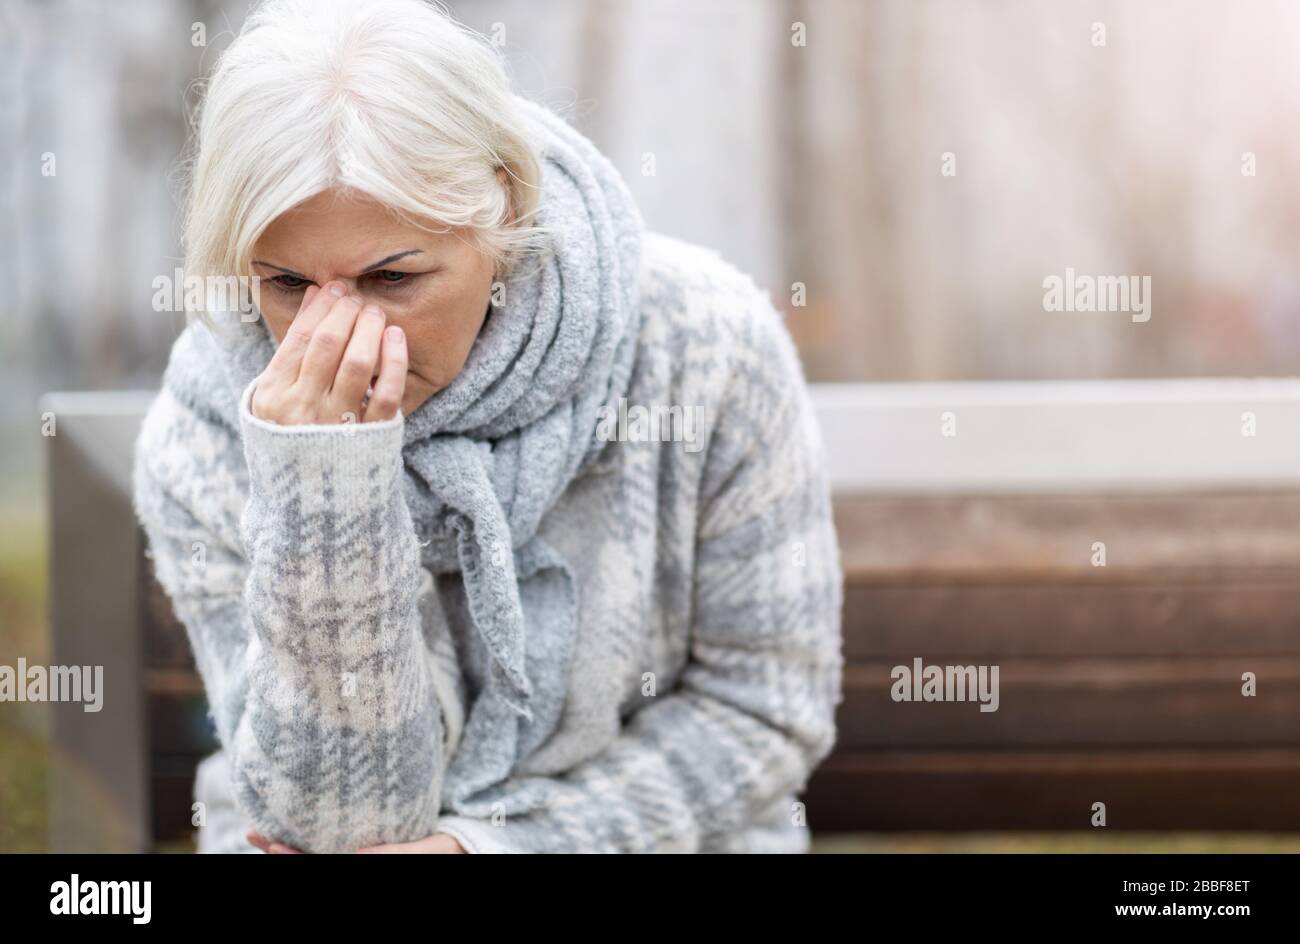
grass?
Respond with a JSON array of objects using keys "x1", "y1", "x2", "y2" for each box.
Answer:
[
  {"x1": 0, "y1": 725, "x2": 49, "y2": 853},
  {"x1": 0, "y1": 507, "x2": 50, "y2": 852}
]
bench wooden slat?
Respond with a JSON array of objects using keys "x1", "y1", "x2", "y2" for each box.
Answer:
[
  {"x1": 833, "y1": 659, "x2": 1300, "y2": 749},
  {"x1": 835, "y1": 492, "x2": 1300, "y2": 579},
  {"x1": 803, "y1": 748, "x2": 1300, "y2": 830},
  {"x1": 842, "y1": 582, "x2": 1300, "y2": 658}
]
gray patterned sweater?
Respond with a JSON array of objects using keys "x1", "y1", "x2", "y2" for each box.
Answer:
[{"x1": 133, "y1": 231, "x2": 844, "y2": 853}]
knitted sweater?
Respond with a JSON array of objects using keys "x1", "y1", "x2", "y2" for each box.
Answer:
[{"x1": 133, "y1": 230, "x2": 845, "y2": 853}]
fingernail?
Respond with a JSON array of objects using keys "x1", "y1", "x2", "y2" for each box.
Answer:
[
  {"x1": 328, "y1": 282, "x2": 346, "y2": 297},
  {"x1": 386, "y1": 326, "x2": 404, "y2": 343},
  {"x1": 363, "y1": 304, "x2": 383, "y2": 320}
]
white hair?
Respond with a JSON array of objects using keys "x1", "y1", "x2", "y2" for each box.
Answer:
[{"x1": 182, "y1": 0, "x2": 548, "y2": 313}]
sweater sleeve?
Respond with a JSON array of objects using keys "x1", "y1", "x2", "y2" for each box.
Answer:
[
  {"x1": 433, "y1": 304, "x2": 846, "y2": 854},
  {"x1": 133, "y1": 376, "x2": 453, "y2": 854}
]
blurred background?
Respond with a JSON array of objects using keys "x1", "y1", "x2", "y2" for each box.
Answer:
[{"x1": 6, "y1": 0, "x2": 1300, "y2": 852}]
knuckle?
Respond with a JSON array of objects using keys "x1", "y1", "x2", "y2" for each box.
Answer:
[
  {"x1": 339, "y1": 355, "x2": 371, "y2": 379},
  {"x1": 285, "y1": 325, "x2": 314, "y2": 347},
  {"x1": 312, "y1": 329, "x2": 344, "y2": 351},
  {"x1": 287, "y1": 405, "x2": 315, "y2": 425},
  {"x1": 253, "y1": 383, "x2": 322, "y2": 425},
  {"x1": 253, "y1": 369, "x2": 281, "y2": 391}
]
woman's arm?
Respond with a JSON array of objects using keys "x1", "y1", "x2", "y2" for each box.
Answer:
[
  {"x1": 135, "y1": 351, "x2": 451, "y2": 854},
  {"x1": 433, "y1": 302, "x2": 846, "y2": 854}
]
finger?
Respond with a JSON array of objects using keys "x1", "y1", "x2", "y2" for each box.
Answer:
[
  {"x1": 357, "y1": 835, "x2": 462, "y2": 853},
  {"x1": 258, "y1": 284, "x2": 317, "y2": 388},
  {"x1": 268, "y1": 842, "x2": 302, "y2": 855},
  {"x1": 297, "y1": 291, "x2": 365, "y2": 395},
  {"x1": 423, "y1": 834, "x2": 465, "y2": 853},
  {"x1": 329, "y1": 303, "x2": 386, "y2": 418},
  {"x1": 246, "y1": 829, "x2": 274, "y2": 853},
  {"x1": 363, "y1": 325, "x2": 407, "y2": 422},
  {"x1": 263, "y1": 281, "x2": 340, "y2": 383}
]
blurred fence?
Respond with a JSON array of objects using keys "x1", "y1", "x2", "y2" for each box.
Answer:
[{"x1": 10, "y1": 1, "x2": 1300, "y2": 430}]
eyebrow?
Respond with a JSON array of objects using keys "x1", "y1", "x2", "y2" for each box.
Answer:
[{"x1": 251, "y1": 249, "x2": 424, "y2": 280}]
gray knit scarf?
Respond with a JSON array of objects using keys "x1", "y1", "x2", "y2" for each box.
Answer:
[{"x1": 179, "y1": 95, "x2": 644, "y2": 814}]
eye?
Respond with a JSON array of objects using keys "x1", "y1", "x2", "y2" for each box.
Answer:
[
  {"x1": 269, "y1": 274, "x2": 310, "y2": 292},
  {"x1": 372, "y1": 269, "x2": 408, "y2": 284}
]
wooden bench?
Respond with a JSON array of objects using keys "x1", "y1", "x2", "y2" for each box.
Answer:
[
  {"x1": 42, "y1": 380, "x2": 1300, "y2": 850},
  {"x1": 805, "y1": 380, "x2": 1300, "y2": 831}
]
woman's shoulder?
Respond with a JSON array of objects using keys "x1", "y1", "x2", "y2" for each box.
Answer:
[
  {"x1": 640, "y1": 231, "x2": 778, "y2": 328},
  {"x1": 636, "y1": 231, "x2": 811, "y2": 408},
  {"x1": 633, "y1": 233, "x2": 829, "y2": 534},
  {"x1": 141, "y1": 322, "x2": 245, "y2": 443},
  {"x1": 135, "y1": 322, "x2": 247, "y2": 505}
]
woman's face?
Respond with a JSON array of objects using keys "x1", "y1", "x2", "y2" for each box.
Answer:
[{"x1": 251, "y1": 189, "x2": 496, "y2": 417}]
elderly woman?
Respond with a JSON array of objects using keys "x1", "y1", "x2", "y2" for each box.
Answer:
[{"x1": 134, "y1": 0, "x2": 844, "y2": 854}]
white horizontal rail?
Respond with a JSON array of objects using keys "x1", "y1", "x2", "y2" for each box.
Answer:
[
  {"x1": 40, "y1": 391, "x2": 157, "y2": 497},
  {"x1": 41, "y1": 380, "x2": 1300, "y2": 496},
  {"x1": 812, "y1": 379, "x2": 1300, "y2": 493}
]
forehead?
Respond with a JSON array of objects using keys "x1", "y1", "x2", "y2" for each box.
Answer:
[{"x1": 254, "y1": 189, "x2": 447, "y2": 270}]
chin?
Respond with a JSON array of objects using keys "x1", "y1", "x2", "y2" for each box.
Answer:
[{"x1": 402, "y1": 377, "x2": 440, "y2": 414}]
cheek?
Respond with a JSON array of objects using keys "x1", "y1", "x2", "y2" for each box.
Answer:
[
  {"x1": 259, "y1": 296, "x2": 299, "y2": 343},
  {"x1": 388, "y1": 275, "x2": 492, "y2": 380}
]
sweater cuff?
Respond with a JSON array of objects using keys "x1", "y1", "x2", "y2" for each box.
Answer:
[
  {"x1": 238, "y1": 375, "x2": 405, "y2": 505},
  {"x1": 434, "y1": 815, "x2": 524, "y2": 854}
]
